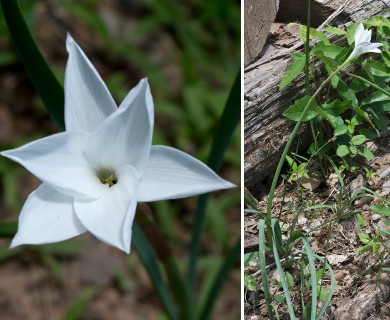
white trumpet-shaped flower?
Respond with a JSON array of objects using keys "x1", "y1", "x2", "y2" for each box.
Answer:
[
  {"x1": 1, "y1": 35, "x2": 234, "y2": 253},
  {"x1": 347, "y1": 23, "x2": 382, "y2": 61}
]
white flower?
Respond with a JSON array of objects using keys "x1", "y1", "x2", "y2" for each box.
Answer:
[
  {"x1": 347, "y1": 23, "x2": 382, "y2": 61},
  {"x1": 1, "y1": 35, "x2": 234, "y2": 253}
]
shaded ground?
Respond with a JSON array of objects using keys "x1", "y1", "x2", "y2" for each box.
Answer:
[{"x1": 244, "y1": 133, "x2": 390, "y2": 319}]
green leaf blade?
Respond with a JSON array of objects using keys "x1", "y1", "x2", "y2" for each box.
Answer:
[
  {"x1": 280, "y1": 53, "x2": 306, "y2": 90},
  {"x1": 283, "y1": 95, "x2": 318, "y2": 122},
  {"x1": 336, "y1": 145, "x2": 350, "y2": 157},
  {"x1": 351, "y1": 135, "x2": 366, "y2": 146}
]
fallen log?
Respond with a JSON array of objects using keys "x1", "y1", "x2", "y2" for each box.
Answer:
[
  {"x1": 244, "y1": 0, "x2": 279, "y2": 67},
  {"x1": 244, "y1": 0, "x2": 389, "y2": 198}
]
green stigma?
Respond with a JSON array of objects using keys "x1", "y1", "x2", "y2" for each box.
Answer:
[{"x1": 97, "y1": 169, "x2": 118, "y2": 187}]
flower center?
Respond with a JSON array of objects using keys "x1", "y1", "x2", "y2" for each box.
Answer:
[{"x1": 97, "y1": 169, "x2": 118, "y2": 187}]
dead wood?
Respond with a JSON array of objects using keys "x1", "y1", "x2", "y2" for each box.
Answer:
[{"x1": 244, "y1": 0, "x2": 279, "y2": 67}]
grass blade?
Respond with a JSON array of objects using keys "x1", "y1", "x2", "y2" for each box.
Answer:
[
  {"x1": 301, "y1": 237, "x2": 317, "y2": 320},
  {"x1": 0, "y1": 221, "x2": 17, "y2": 238},
  {"x1": 271, "y1": 219, "x2": 296, "y2": 319},
  {"x1": 313, "y1": 254, "x2": 335, "y2": 320},
  {"x1": 188, "y1": 70, "x2": 240, "y2": 295},
  {"x1": 63, "y1": 286, "x2": 101, "y2": 320},
  {"x1": 259, "y1": 220, "x2": 274, "y2": 319},
  {"x1": 0, "y1": 0, "x2": 65, "y2": 128},
  {"x1": 132, "y1": 223, "x2": 178, "y2": 320},
  {"x1": 198, "y1": 238, "x2": 240, "y2": 320}
]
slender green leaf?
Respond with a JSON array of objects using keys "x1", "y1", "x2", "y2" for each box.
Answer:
[
  {"x1": 301, "y1": 238, "x2": 317, "y2": 320},
  {"x1": 0, "y1": 221, "x2": 17, "y2": 238},
  {"x1": 189, "y1": 70, "x2": 240, "y2": 296},
  {"x1": 280, "y1": 53, "x2": 306, "y2": 90},
  {"x1": 271, "y1": 219, "x2": 296, "y2": 319},
  {"x1": 323, "y1": 26, "x2": 347, "y2": 35},
  {"x1": 335, "y1": 79, "x2": 358, "y2": 106},
  {"x1": 199, "y1": 239, "x2": 240, "y2": 320},
  {"x1": 258, "y1": 220, "x2": 274, "y2": 320},
  {"x1": 316, "y1": 106, "x2": 343, "y2": 128},
  {"x1": 354, "y1": 107, "x2": 379, "y2": 136},
  {"x1": 133, "y1": 223, "x2": 178, "y2": 320},
  {"x1": 363, "y1": 60, "x2": 390, "y2": 78},
  {"x1": 382, "y1": 51, "x2": 390, "y2": 67},
  {"x1": 244, "y1": 252, "x2": 257, "y2": 268},
  {"x1": 0, "y1": 0, "x2": 65, "y2": 128},
  {"x1": 63, "y1": 286, "x2": 101, "y2": 320},
  {"x1": 370, "y1": 204, "x2": 390, "y2": 217},
  {"x1": 39, "y1": 242, "x2": 81, "y2": 255},
  {"x1": 362, "y1": 91, "x2": 390, "y2": 105},
  {"x1": 313, "y1": 254, "x2": 335, "y2": 320}
]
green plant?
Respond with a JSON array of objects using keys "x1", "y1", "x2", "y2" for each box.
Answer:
[{"x1": 253, "y1": 13, "x2": 389, "y2": 319}]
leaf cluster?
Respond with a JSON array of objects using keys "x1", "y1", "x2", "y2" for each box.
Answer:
[{"x1": 281, "y1": 17, "x2": 390, "y2": 170}]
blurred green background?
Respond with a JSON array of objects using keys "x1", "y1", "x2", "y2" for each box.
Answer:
[{"x1": 0, "y1": 0, "x2": 240, "y2": 319}]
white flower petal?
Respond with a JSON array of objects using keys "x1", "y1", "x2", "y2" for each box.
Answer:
[
  {"x1": 364, "y1": 43, "x2": 383, "y2": 54},
  {"x1": 10, "y1": 183, "x2": 86, "y2": 248},
  {"x1": 65, "y1": 34, "x2": 117, "y2": 132},
  {"x1": 137, "y1": 146, "x2": 235, "y2": 202},
  {"x1": 85, "y1": 79, "x2": 154, "y2": 173},
  {"x1": 348, "y1": 24, "x2": 382, "y2": 61},
  {"x1": 74, "y1": 165, "x2": 138, "y2": 253},
  {"x1": 355, "y1": 24, "x2": 367, "y2": 43},
  {"x1": 1, "y1": 131, "x2": 107, "y2": 199}
]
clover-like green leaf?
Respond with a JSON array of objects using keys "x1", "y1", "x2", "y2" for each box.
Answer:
[{"x1": 351, "y1": 135, "x2": 366, "y2": 146}]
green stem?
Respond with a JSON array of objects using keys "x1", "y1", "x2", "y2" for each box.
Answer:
[
  {"x1": 266, "y1": 63, "x2": 347, "y2": 221},
  {"x1": 305, "y1": 0, "x2": 320, "y2": 171},
  {"x1": 344, "y1": 71, "x2": 390, "y2": 98},
  {"x1": 305, "y1": 0, "x2": 310, "y2": 94}
]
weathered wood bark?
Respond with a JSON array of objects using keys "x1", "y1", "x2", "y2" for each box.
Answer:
[
  {"x1": 277, "y1": 0, "x2": 348, "y2": 27},
  {"x1": 331, "y1": 273, "x2": 390, "y2": 319},
  {"x1": 244, "y1": 0, "x2": 389, "y2": 198},
  {"x1": 244, "y1": 0, "x2": 279, "y2": 67}
]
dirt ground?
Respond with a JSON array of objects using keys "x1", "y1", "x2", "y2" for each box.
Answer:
[{"x1": 244, "y1": 134, "x2": 390, "y2": 319}]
